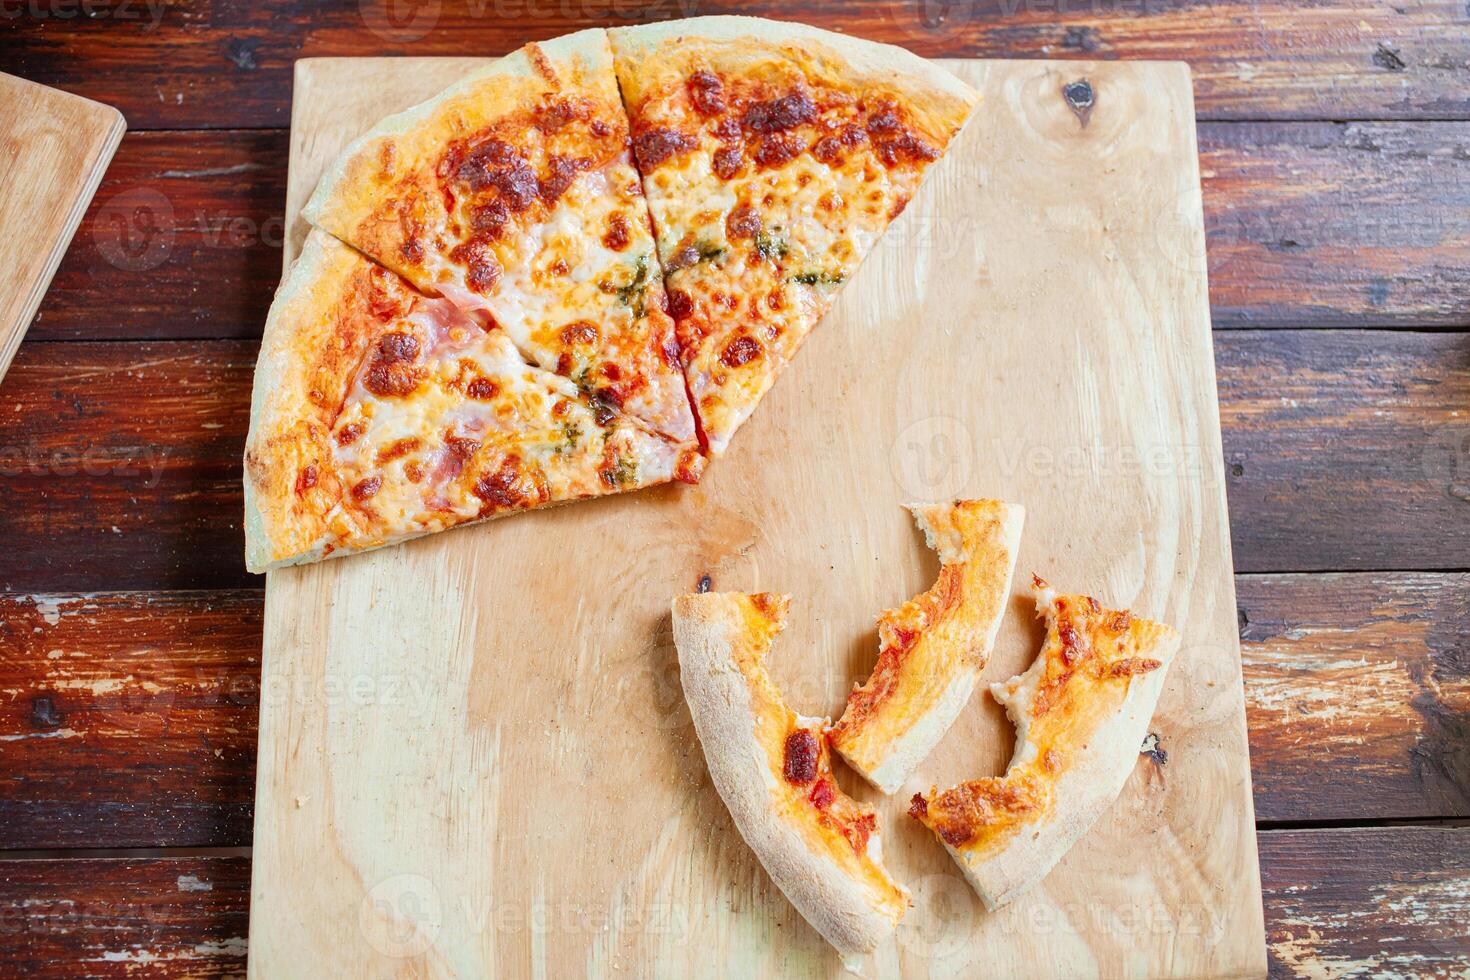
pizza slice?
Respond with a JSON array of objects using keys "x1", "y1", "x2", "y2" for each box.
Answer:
[
  {"x1": 243, "y1": 230, "x2": 691, "y2": 572},
  {"x1": 830, "y1": 500, "x2": 1023, "y2": 794},
  {"x1": 302, "y1": 29, "x2": 697, "y2": 450},
  {"x1": 610, "y1": 17, "x2": 979, "y2": 454},
  {"x1": 908, "y1": 576, "x2": 1182, "y2": 910},
  {"x1": 671, "y1": 591, "x2": 909, "y2": 966}
]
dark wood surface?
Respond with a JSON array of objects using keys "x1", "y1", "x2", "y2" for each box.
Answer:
[{"x1": 1, "y1": 1, "x2": 1467, "y2": 976}]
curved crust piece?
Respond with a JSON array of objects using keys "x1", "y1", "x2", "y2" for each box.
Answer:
[
  {"x1": 909, "y1": 576, "x2": 1182, "y2": 910},
  {"x1": 243, "y1": 228, "x2": 688, "y2": 572},
  {"x1": 609, "y1": 17, "x2": 979, "y2": 455},
  {"x1": 830, "y1": 500, "x2": 1023, "y2": 794},
  {"x1": 671, "y1": 592, "x2": 909, "y2": 966},
  {"x1": 303, "y1": 29, "x2": 695, "y2": 445}
]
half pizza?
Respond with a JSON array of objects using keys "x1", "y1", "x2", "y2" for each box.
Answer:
[
  {"x1": 243, "y1": 230, "x2": 688, "y2": 571},
  {"x1": 303, "y1": 29, "x2": 697, "y2": 450},
  {"x1": 610, "y1": 17, "x2": 980, "y2": 454},
  {"x1": 830, "y1": 500, "x2": 1023, "y2": 793},
  {"x1": 908, "y1": 576, "x2": 1181, "y2": 909},
  {"x1": 671, "y1": 591, "x2": 909, "y2": 966}
]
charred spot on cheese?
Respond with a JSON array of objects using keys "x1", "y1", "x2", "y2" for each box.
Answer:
[
  {"x1": 364, "y1": 332, "x2": 422, "y2": 398},
  {"x1": 754, "y1": 133, "x2": 808, "y2": 169},
  {"x1": 471, "y1": 200, "x2": 509, "y2": 239},
  {"x1": 449, "y1": 240, "x2": 502, "y2": 295},
  {"x1": 335, "y1": 422, "x2": 364, "y2": 447},
  {"x1": 743, "y1": 90, "x2": 816, "y2": 133},
  {"x1": 602, "y1": 211, "x2": 631, "y2": 251},
  {"x1": 687, "y1": 69, "x2": 726, "y2": 116},
  {"x1": 711, "y1": 145, "x2": 743, "y2": 180},
  {"x1": 666, "y1": 288, "x2": 693, "y2": 321},
  {"x1": 294, "y1": 464, "x2": 318, "y2": 496},
  {"x1": 719, "y1": 334, "x2": 762, "y2": 369},
  {"x1": 1105, "y1": 657, "x2": 1163, "y2": 679},
  {"x1": 632, "y1": 127, "x2": 696, "y2": 169},
  {"x1": 559, "y1": 320, "x2": 600, "y2": 349},
  {"x1": 350, "y1": 475, "x2": 382, "y2": 501},
  {"x1": 452, "y1": 138, "x2": 539, "y2": 212},
  {"x1": 908, "y1": 793, "x2": 928, "y2": 819},
  {"x1": 376, "y1": 437, "x2": 421, "y2": 464},
  {"x1": 875, "y1": 131, "x2": 940, "y2": 167},
  {"x1": 782, "y1": 729, "x2": 820, "y2": 785},
  {"x1": 465, "y1": 378, "x2": 499, "y2": 400},
  {"x1": 473, "y1": 455, "x2": 536, "y2": 511},
  {"x1": 532, "y1": 94, "x2": 593, "y2": 134},
  {"x1": 538, "y1": 154, "x2": 587, "y2": 205},
  {"x1": 725, "y1": 203, "x2": 762, "y2": 240}
]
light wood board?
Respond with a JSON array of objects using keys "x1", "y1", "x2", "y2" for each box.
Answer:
[
  {"x1": 0, "y1": 73, "x2": 124, "y2": 386},
  {"x1": 250, "y1": 56, "x2": 1266, "y2": 978}
]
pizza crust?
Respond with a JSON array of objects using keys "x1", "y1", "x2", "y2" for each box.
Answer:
[
  {"x1": 609, "y1": 16, "x2": 978, "y2": 136},
  {"x1": 831, "y1": 500, "x2": 1024, "y2": 794},
  {"x1": 672, "y1": 592, "x2": 908, "y2": 967},
  {"x1": 913, "y1": 579, "x2": 1182, "y2": 910}
]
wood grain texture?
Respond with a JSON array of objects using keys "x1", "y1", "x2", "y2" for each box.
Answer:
[
  {"x1": 0, "y1": 73, "x2": 124, "y2": 383},
  {"x1": 3, "y1": 574, "x2": 1466, "y2": 848},
  {"x1": 27, "y1": 120, "x2": 1467, "y2": 342},
  {"x1": 30, "y1": 130, "x2": 288, "y2": 342},
  {"x1": 1240, "y1": 573, "x2": 1470, "y2": 823},
  {"x1": 1202, "y1": 121, "x2": 1470, "y2": 328},
  {"x1": 1, "y1": 329, "x2": 1463, "y2": 594},
  {"x1": 0, "y1": 856, "x2": 251, "y2": 977},
  {"x1": 244, "y1": 57, "x2": 1262, "y2": 976},
  {"x1": 1259, "y1": 826, "x2": 1470, "y2": 979},
  {"x1": 2, "y1": 830, "x2": 1463, "y2": 977},
  {"x1": 2, "y1": 1, "x2": 1467, "y2": 129},
  {"x1": 0, "y1": 591, "x2": 261, "y2": 850},
  {"x1": 1218, "y1": 329, "x2": 1470, "y2": 573},
  {"x1": 0, "y1": 341, "x2": 254, "y2": 594}
]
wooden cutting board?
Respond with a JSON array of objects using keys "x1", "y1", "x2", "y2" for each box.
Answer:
[
  {"x1": 250, "y1": 55, "x2": 1266, "y2": 978},
  {"x1": 0, "y1": 74, "x2": 124, "y2": 386}
]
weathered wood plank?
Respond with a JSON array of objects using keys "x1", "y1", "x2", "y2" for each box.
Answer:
[
  {"x1": 1218, "y1": 330, "x2": 1470, "y2": 573},
  {"x1": 1202, "y1": 122, "x2": 1470, "y2": 328},
  {"x1": 27, "y1": 122, "x2": 1469, "y2": 342},
  {"x1": 3, "y1": 573, "x2": 1465, "y2": 847},
  {"x1": 0, "y1": 856, "x2": 250, "y2": 977},
  {"x1": 0, "y1": 342, "x2": 254, "y2": 593},
  {"x1": 30, "y1": 130, "x2": 288, "y2": 342},
  {"x1": 0, "y1": 591, "x2": 260, "y2": 849},
  {"x1": 1240, "y1": 573, "x2": 1470, "y2": 822},
  {"x1": 2, "y1": 1, "x2": 1467, "y2": 130},
  {"x1": 1260, "y1": 827, "x2": 1470, "y2": 979},
  {"x1": 1, "y1": 331, "x2": 1463, "y2": 593},
  {"x1": 0, "y1": 830, "x2": 1463, "y2": 976}
]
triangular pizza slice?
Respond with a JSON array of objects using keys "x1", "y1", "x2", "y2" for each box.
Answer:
[
  {"x1": 671, "y1": 591, "x2": 910, "y2": 966},
  {"x1": 830, "y1": 500, "x2": 1023, "y2": 793},
  {"x1": 610, "y1": 17, "x2": 979, "y2": 454},
  {"x1": 908, "y1": 576, "x2": 1182, "y2": 910},
  {"x1": 243, "y1": 230, "x2": 691, "y2": 571},
  {"x1": 302, "y1": 29, "x2": 697, "y2": 449}
]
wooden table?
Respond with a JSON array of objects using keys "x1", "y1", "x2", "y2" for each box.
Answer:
[{"x1": 0, "y1": 3, "x2": 1465, "y2": 976}]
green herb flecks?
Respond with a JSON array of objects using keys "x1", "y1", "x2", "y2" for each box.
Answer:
[
  {"x1": 754, "y1": 233, "x2": 789, "y2": 261},
  {"x1": 602, "y1": 454, "x2": 638, "y2": 488},
  {"x1": 613, "y1": 254, "x2": 651, "y2": 318},
  {"x1": 790, "y1": 270, "x2": 846, "y2": 287}
]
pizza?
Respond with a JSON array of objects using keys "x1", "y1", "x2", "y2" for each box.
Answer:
[
  {"x1": 671, "y1": 591, "x2": 910, "y2": 965},
  {"x1": 242, "y1": 230, "x2": 689, "y2": 571},
  {"x1": 249, "y1": 19, "x2": 977, "y2": 568},
  {"x1": 303, "y1": 29, "x2": 696, "y2": 448},
  {"x1": 908, "y1": 576, "x2": 1181, "y2": 910},
  {"x1": 610, "y1": 17, "x2": 979, "y2": 454},
  {"x1": 830, "y1": 500, "x2": 1023, "y2": 793}
]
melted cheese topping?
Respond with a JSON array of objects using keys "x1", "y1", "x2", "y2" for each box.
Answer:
[
  {"x1": 911, "y1": 579, "x2": 1175, "y2": 858},
  {"x1": 623, "y1": 66, "x2": 965, "y2": 453}
]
